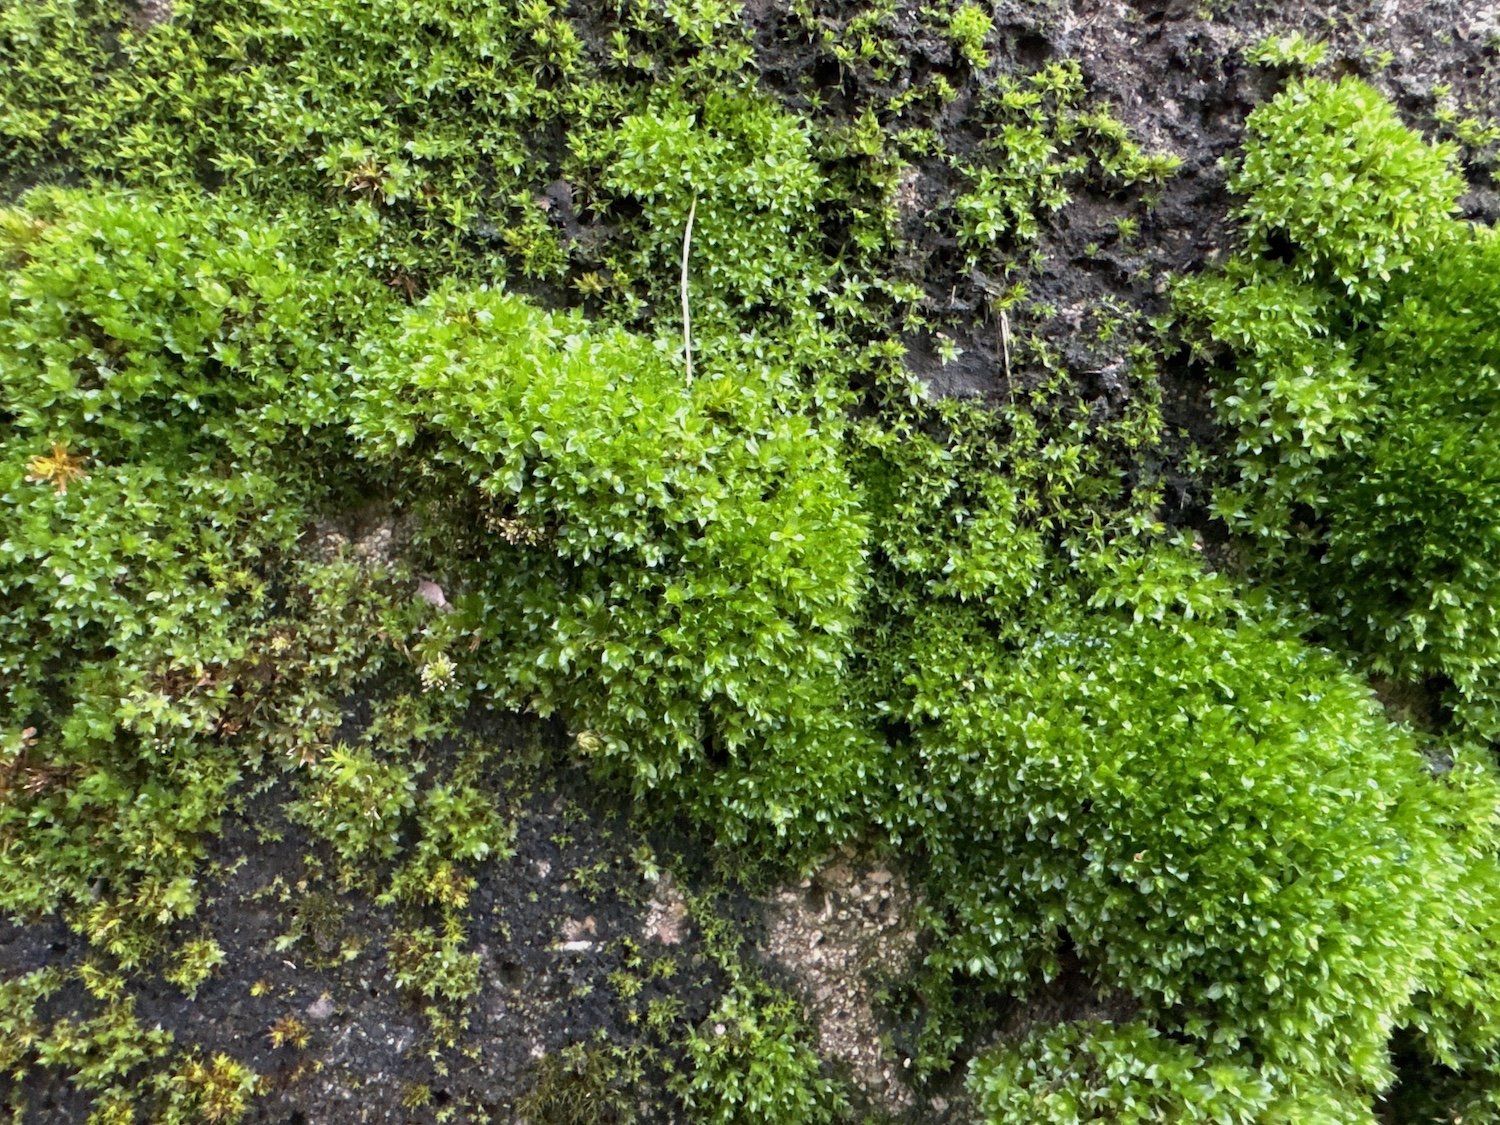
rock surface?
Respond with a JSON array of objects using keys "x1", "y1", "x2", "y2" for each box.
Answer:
[{"x1": 761, "y1": 856, "x2": 924, "y2": 1115}]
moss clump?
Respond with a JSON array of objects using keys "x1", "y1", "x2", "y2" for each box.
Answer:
[
  {"x1": 1175, "y1": 74, "x2": 1500, "y2": 1116},
  {"x1": 350, "y1": 285, "x2": 875, "y2": 861},
  {"x1": 1225, "y1": 77, "x2": 1462, "y2": 303},
  {"x1": 0, "y1": 190, "x2": 415, "y2": 961},
  {"x1": 0, "y1": 968, "x2": 262, "y2": 1123},
  {"x1": 887, "y1": 547, "x2": 1467, "y2": 1095},
  {"x1": 515, "y1": 1040, "x2": 653, "y2": 1125},
  {"x1": 673, "y1": 984, "x2": 847, "y2": 1125},
  {"x1": 969, "y1": 1020, "x2": 1364, "y2": 1123},
  {"x1": 945, "y1": 4, "x2": 992, "y2": 69},
  {"x1": 1177, "y1": 77, "x2": 1500, "y2": 740}
]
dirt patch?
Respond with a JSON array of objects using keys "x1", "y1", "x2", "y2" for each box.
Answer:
[
  {"x1": 760, "y1": 855, "x2": 925, "y2": 1118},
  {"x1": 0, "y1": 719, "x2": 749, "y2": 1123},
  {"x1": 640, "y1": 872, "x2": 692, "y2": 948}
]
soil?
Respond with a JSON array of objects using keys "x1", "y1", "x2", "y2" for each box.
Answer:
[
  {"x1": 0, "y1": 715, "x2": 750, "y2": 1123},
  {"x1": 762, "y1": 857, "x2": 925, "y2": 1118}
]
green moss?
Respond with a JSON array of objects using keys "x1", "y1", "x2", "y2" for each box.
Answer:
[
  {"x1": 945, "y1": 4, "x2": 992, "y2": 69},
  {"x1": 1173, "y1": 75, "x2": 1500, "y2": 1115},
  {"x1": 1245, "y1": 32, "x2": 1330, "y2": 72},
  {"x1": 969, "y1": 1021, "x2": 1366, "y2": 1124},
  {"x1": 349, "y1": 284, "x2": 875, "y2": 860},
  {"x1": 950, "y1": 60, "x2": 1179, "y2": 267},
  {"x1": 0, "y1": 189, "x2": 421, "y2": 963},
  {"x1": 0, "y1": 4, "x2": 1495, "y2": 1122},
  {"x1": 1225, "y1": 77, "x2": 1463, "y2": 304},
  {"x1": 881, "y1": 544, "x2": 1472, "y2": 1094},
  {"x1": 164, "y1": 938, "x2": 227, "y2": 998},
  {"x1": 1176, "y1": 77, "x2": 1500, "y2": 740},
  {"x1": 515, "y1": 1039, "x2": 654, "y2": 1125},
  {"x1": 602, "y1": 89, "x2": 825, "y2": 325},
  {"x1": 289, "y1": 744, "x2": 420, "y2": 866},
  {"x1": 0, "y1": 974, "x2": 263, "y2": 1124},
  {"x1": 673, "y1": 985, "x2": 847, "y2": 1125}
]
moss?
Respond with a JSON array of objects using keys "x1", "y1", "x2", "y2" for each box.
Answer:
[
  {"x1": 349, "y1": 284, "x2": 875, "y2": 861},
  {"x1": 1176, "y1": 77, "x2": 1500, "y2": 741},
  {"x1": 673, "y1": 985, "x2": 848, "y2": 1125},
  {"x1": 515, "y1": 1039, "x2": 653, "y2": 1125},
  {"x1": 969, "y1": 1020, "x2": 1365, "y2": 1124},
  {"x1": 0, "y1": 3, "x2": 1494, "y2": 1121}
]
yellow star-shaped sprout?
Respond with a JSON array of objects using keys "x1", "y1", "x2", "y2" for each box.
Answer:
[{"x1": 25, "y1": 443, "x2": 87, "y2": 494}]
